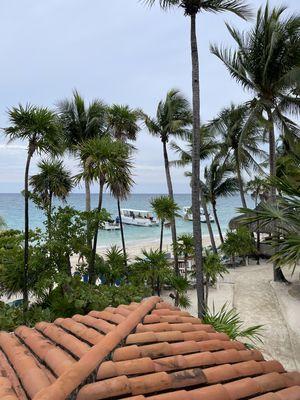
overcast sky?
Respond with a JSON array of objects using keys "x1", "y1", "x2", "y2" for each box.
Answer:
[{"x1": 0, "y1": 0, "x2": 298, "y2": 193}]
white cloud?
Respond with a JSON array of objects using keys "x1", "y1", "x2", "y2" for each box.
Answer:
[{"x1": 0, "y1": 143, "x2": 26, "y2": 150}]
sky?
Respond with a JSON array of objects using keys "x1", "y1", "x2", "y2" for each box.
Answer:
[{"x1": 0, "y1": 0, "x2": 298, "y2": 193}]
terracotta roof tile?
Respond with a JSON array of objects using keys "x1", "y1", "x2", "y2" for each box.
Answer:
[
  {"x1": 0, "y1": 297, "x2": 299, "y2": 400},
  {"x1": 35, "y1": 322, "x2": 90, "y2": 359},
  {"x1": 0, "y1": 332, "x2": 52, "y2": 398},
  {"x1": 54, "y1": 317, "x2": 103, "y2": 345},
  {"x1": 0, "y1": 377, "x2": 18, "y2": 400},
  {"x1": 14, "y1": 326, "x2": 75, "y2": 376}
]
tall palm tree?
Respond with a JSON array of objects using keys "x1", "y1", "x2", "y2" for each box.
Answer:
[
  {"x1": 57, "y1": 90, "x2": 107, "y2": 214},
  {"x1": 144, "y1": 0, "x2": 252, "y2": 317},
  {"x1": 106, "y1": 103, "x2": 140, "y2": 265},
  {"x1": 108, "y1": 156, "x2": 134, "y2": 268},
  {"x1": 79, "y1": 136, "x2": 132, "y2": 283},
  {"x1": 107, "y1": 104, "x2": 140, "y2": 142},
  {"x1": 30, "y1": 159, "x2": 73, "y2": 229},
  {"x1": 143, "y1": 89, "x2": 191, "y2": 275},
  {"x1": 172, "y1": 127, "x2": 218, "y2": 253},
  {"x1": 151, "y1": 196, "x2": 180, "y2": 252},
  {"x1": 208, "y1": 104, "x2": 266, "y2": 208},
  {"x1": 211, "y1": 4, "x2": 300, "y2": 281},
  {"x1": 203, "y1": 161, "x2": 239, "y2": 243},
  {"x1": 4, "y1": 104, "x2": 61, "y2": 312}
]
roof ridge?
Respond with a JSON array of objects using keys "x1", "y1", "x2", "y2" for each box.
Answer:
[{"x1": 33, "y1": 296, "x2": 160, "y2": 400}]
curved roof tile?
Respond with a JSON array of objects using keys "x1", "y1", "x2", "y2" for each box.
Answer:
[{"x1": 0, "y1": 297, "x2": 299, "y2": 400}]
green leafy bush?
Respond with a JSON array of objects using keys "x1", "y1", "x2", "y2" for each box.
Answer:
[
  {"x1": 0, "y1": 302, "x2": 53, "y2": 331},
  {"x1": 40, "y1": 275, "x2": 150, "y2": 319}
]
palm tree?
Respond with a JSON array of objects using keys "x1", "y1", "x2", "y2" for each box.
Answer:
[
  {"x1": 211, "y1": 4, "x2": 300, "y2": 281},
  {"x1": 151, "y1": 196, "x2": 180, "y2": 252},
  {"x1": 79, "y1": 136, "x2": 132, "y2": 283},
  {"x1": 246, "y1": 177, "x2": 269, "y2": 207},
  {"x1": 144, "y1": 0, "x2": 252, "y2": 318},
  {"x1": 4, "y1": 104, "x2": 61, "y2": 312},
  {"x1": 108, "y1": 156, "x2": 134, "y2": 269},
  {"x1": 57, "y1": 90, "x2": 107, "y2": 214},
  {"x1": 143, "y1": 89, "x2": 191, "y2": 275},
  {"x1": 134, "y1": 249, "x2": 171, "y2": 295},
  {"x1": 106, "y1": 103, "x2": 139, "y2": 267},
  {"x1": 30, "y1": 159, "x2": 73, "y2": 229},
  {"x1": 203, "y1": 161, "x2": 239, "y2": 243},
  {"x1": 241, "y1": 177, "x2": 300, "y2": 268},
  {"x1": 208, "y1": 104, "x2": 266, "y2": 208},
  {"x1": 107, "y1": 104, "x2": 140, "y2": 142},
  {"x1": 175, "y1": 234, "x2": 194, "y2": 279},
  {"x1": 172, "y1": 126, "x2": 219, "y2": 252}
]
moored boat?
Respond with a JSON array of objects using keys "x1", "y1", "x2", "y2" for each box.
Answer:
[
  {"x1": 183, "y1": 206, "x2": 214, "y2": 223},
  {"x1": 101, "y1": 220, "x2": 121, "y2": 231},
  {"x1": 121, "y1": 209, "x2": 159, "y2": 227}
]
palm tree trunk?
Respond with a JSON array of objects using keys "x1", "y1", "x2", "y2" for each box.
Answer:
[
  {"x1": 89, "y1": 178, "x2": 104, "y2": 284},
  {"x1": 84, "y1": 175, "x2": 93, "y2": 249},
  {"x1": 184, "y1": 254, "x2": 188, "y2": 280},
  {"x1": 190, "y1": 13, "x2": 204, "y2": 319},
  {"x1": 117, "y1": 198, "x2": 127, "y2": 270},
  {"x1": 162, "y1": 140, "x2": 179, "y2": 275},
  {"x1": 47, "y1": 191, "x2": 53, "y2": 239},
  {"x1": 212, "y1": 201, "x2": 224, "y2": 244},
  {"x1": 200, "y1": 189, "x2": 217, "y2": 253},
  {"x1": 159, "y1": 220, "x2": 164, "y2": 252},
  {"x1": 205, "y1": 274, "x2": 209, "y2": 307},
  {"x1": 85, "y1": 177, "x2": 91, "y2": 212},
  {"x1": 23, "y1": 145, "x2": 34, "y2": 315},
  {"x1": 266, "y1": 109, "x2": 287, "y2": 283},
  {"x1": 234, "y1": 150, "x2": 247, "y2": 208}
]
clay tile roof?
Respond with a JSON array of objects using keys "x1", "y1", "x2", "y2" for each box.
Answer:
[{"x1": 0, "y1": 297, "x2": 299, "y2": 400}]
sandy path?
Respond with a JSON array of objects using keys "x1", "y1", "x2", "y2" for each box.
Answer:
[{"x1": 185, "y1": 262, "x2": 300, "y2": 371}]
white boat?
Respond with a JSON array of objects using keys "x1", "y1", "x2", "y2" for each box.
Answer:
[
  {"x1": 121, "y1": 209, "x2": 159, "y2": 227},
  {"x1": 101, "y1": 221, "x2": 121, "y2": 231},
  {"x1": 183, "y1": 206, "x2": 214, "y2": 223}
]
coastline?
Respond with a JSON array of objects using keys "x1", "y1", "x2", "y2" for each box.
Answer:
[{"x1": 91, "y1": 234, "x2": 218, "y2": 260}]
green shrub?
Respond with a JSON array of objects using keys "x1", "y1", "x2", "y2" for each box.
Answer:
[{"x1": 203, "y1": 303, "x2": 263, "y2": 346}]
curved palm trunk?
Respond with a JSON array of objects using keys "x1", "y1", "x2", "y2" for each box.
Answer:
[
  {"x1": 117, "y1": 198, "x2": 127, "y2": 271},
  {"x1": 23, "y1": 146, "x2": 34, "y2": 315},
  {"x1": 190, "y1": 13, "x2": 204, "y2": 318},
  {"x1": 89, "y1": 178, "x2": 104, "y2": 284},
  {"x1": 200, "y1": 189, "x2": 217, "y2": 253},
  {"x1": 212, "y1": 201, "x2": 224, "y2": 244},
  {"x1": 267, "y1": 109, "x2": 287, "y2": 283},
  {"x1": 162, "y1": 141, "x2": 179, "y2": 275},
  {"x1": 234, "y1": 150, "x2": 247, "y2": 208}
]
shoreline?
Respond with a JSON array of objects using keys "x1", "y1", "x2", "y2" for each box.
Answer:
[{"x1": 93, "y1": 234, "x2": 219, "y2": 260}]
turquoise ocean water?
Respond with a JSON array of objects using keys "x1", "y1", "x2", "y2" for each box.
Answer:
[{"x1": 0, "y1": 193, "x2": 254, "y2": 247}]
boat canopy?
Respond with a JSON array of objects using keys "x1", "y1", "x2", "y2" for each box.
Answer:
[{"x1": 121, "y1": 209, "x2": 154, "y2": 217}]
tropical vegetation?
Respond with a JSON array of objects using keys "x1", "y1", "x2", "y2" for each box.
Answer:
[{"x1": 0, "y1": 0, "x2": 299, "y2": 338}]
